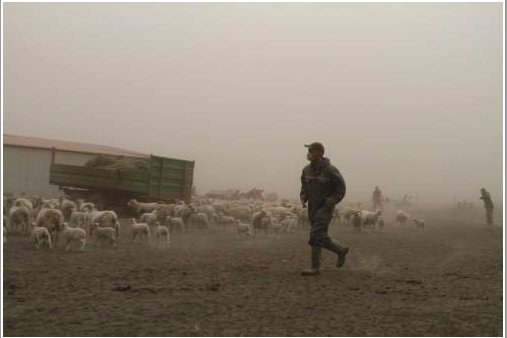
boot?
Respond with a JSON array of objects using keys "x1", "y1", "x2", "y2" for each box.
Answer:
[
  {"x1": 336, "y1": 247, "x2": 349, "y2": 268},
  {"x1": 324, "y1": 239, "x2": 349, "y2": 268},
  {"x1": 301, "y1": 246, "x2": 321, "y2": 276}
]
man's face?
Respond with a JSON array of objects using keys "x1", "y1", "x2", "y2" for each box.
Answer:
[{"x1": 307, "y1": 150, "x2": 323, "y2": 162}]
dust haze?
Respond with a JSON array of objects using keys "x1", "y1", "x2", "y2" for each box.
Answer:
[{"x1": 3, "y1": 3, "x2": 503, "y2": 204}]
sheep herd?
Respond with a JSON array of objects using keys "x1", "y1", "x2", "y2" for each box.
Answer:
[{"x1": 2, "y1": 194, "x2": 426, "y2": 252}]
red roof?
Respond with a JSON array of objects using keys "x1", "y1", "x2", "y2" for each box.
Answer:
[{"x1": 3, "y1": 134, "x2": 148, "y2": 158}]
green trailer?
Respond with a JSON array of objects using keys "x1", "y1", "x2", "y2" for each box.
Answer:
[{"x1": 49, "y1": 147, "x2": 194, "y2": 210}]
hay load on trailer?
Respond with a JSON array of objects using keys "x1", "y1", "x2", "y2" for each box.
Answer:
[{"x1": 49, "y1": 148, "x2": 194, "y2": 210}]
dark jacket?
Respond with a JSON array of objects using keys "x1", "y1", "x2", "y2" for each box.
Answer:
[{"x1": 300, "y1": 157, "x2": 346, "y2": 215}]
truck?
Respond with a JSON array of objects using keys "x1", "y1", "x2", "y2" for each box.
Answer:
[{"x1": 49, "y1": 147, "x2": 195, "y2": 211}]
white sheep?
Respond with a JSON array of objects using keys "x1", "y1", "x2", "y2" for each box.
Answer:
[
  {"x1": 154, "y1": 223, "x2": 170, "y2": 247},
  {"x1": 69, "y1": 210, "x2": 86, "y2": 229},
  {"x1": 395, "y1": 210, "x2": 410, "y2": 226},
  {"x1": 165, "y1": 216, "x2": 185, "y2": 233},
  {"x1": 351, "y1": 210, "x2": 363, "y2": 232},
  {"x1": 127, "y1": 199, "x2": 159, "y2": 215},
  {"x1": 13, "y1": 198, "x2": 33, "y2": 211},
  {"x1": 9, "y1": 206, "x2": 31, "y2": 235},
  {"x1": 90, "y1": 223, "x2": 117, "y2": 249},
  {"x1": 60, "y1": 223, "x2": 86, "y2": 251},
  {"x1": 251, "y1": 210, "x2": 270, "y2": 236},
  {"x1": 281, "y1": 216, "x2": 297, "y2": 234},
  {"x1": 361, "y1": 210, "x2": 382, "y2": 231},
  {"x1": 30, "y1": 223, "x2": 53, "y2": 250},
  {"x1": 270, "y1": 219, "x2": 286, "y2": 240},
  {"x1": 88, "y1": 210, "x2": 121, "y2": 236},
  {"x1": 59, "y1": 196, "x2": 77, "y2": 221},
  {"x1": 130, "y1": 218, "x2": 151, "y2": 244},
  {"x1": 235, "y1": 220, "x2": 251, "y2": 237},
  {"x1": 413, "y1": 218, "x2": 426, "y2": 230},
  {"x1": 140, "y1": 210, "x2": 158, "y2": 230},
  {"x1": 80, "y1": 202, "x2": 95, "y2": 212},
  {"x1": 188, "y1": 212, "x2": 209, "y2": 229},
  {"x1": 36, "y1": 208, "x2": 65, "y2": 247},
  {"x1": 217, "y1": 213, "x2": 236, "y2": 228}
]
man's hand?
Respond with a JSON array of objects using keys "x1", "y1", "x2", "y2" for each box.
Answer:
[{"x1": 301, "y1": 200, "x2": 307, "y2": 208}]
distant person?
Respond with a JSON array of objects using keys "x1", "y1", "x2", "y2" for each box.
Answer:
[
  {"x1": 372, "y1": 186, "x2": 383, "y2": 211},
  {"x1": 300, "y1": 142, "x2": 348, "y2": 276},
  {"x1": 479, "y1": 188, "x2": 494, "y2": 225}
]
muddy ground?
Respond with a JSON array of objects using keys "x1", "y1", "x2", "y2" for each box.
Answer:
[{"x1": 3, "y1": 209, "x2": 503, "y2": 336}]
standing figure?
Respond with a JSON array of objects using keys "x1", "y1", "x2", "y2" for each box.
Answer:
[
  {"x1": 479, "y1": 188, "x2": 494, "y2": 225},
  {"x1": 372, "y1": 186, "x2": 383, "y2": 211}
]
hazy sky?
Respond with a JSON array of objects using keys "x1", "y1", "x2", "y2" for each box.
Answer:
[{"x1": 3, "y1": 3, "x2": 503, "y2": 203}]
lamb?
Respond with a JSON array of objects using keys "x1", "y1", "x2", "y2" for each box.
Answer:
[
  {"x1": 281, "y1": 216, "x2": 297, "y2": 234},
  {"x1": 140, "y1": 210, "x2": 158, "y2": 231},
  {"x1": 154, "y1": 223, "x2": 170, "y2": 247},
  {"x1": 127, "y1": 199, "x2": 159, "y2": 215},
  {"x1": 9, "y1": 205, "x2": 31, "y2": 235},
  {"x1": 235, "y1": 220, "x2": 252, "y2": 237},
  {"x1": 165, "y1": 216, "x2": 185, "y2": 234},
  {"x1": 30, "y1": 223, "x2": 52, "y2": 250},
  {"x1": 395, "y1": 210, "x2": 410, "y2": 226},
  {"x1": 36, "y1": 208, "x2": 65, "y2": 248},
  {"x1": 130, "y1": 218, "x2": 151, "y2": 244},
  {"x1": 60, "y1": 222, "x2": 86, "y2": 251},
  {"x1": 412, "y1": 218, "x2": 426, "y2": 230},
  {"x1": 90, "y1": 223, "x2": 117, "y2": 249}
]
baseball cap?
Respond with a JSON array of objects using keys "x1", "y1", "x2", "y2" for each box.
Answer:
[{"x1": 304, "y1": 142, "x2": 325, "y2": 153}]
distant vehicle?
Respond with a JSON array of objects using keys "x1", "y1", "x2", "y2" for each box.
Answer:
[{"x1": 49, "y1": 147, "x2": 194, "y2": 210}]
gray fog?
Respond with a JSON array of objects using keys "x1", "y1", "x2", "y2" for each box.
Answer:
[{"x1": 3, "y1": 3, "x2": 503, "y2": 204}]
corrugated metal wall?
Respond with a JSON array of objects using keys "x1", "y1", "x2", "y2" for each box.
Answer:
[{"x1": 3, "y1": 146, "x2": 96, "y2": 197}]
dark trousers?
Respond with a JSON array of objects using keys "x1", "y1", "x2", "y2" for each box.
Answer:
[{"x1": 308, "y1": 205, "x2": 345, "y2": 253}]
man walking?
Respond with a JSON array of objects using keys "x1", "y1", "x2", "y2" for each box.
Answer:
[
  {"x1": 300, "y1": 142, "x2": 349, "y2": 276},
  {"x1": 479, "y1": 188, "x2": 494, "y2": 225}
]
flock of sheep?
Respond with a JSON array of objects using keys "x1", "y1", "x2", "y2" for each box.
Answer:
[
  {"x1": 342, "y1": 208, "x2": 425, "y2": 232},
  {"x1": 2, "y1": 193, "x2": 425, "y2": 252}
]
